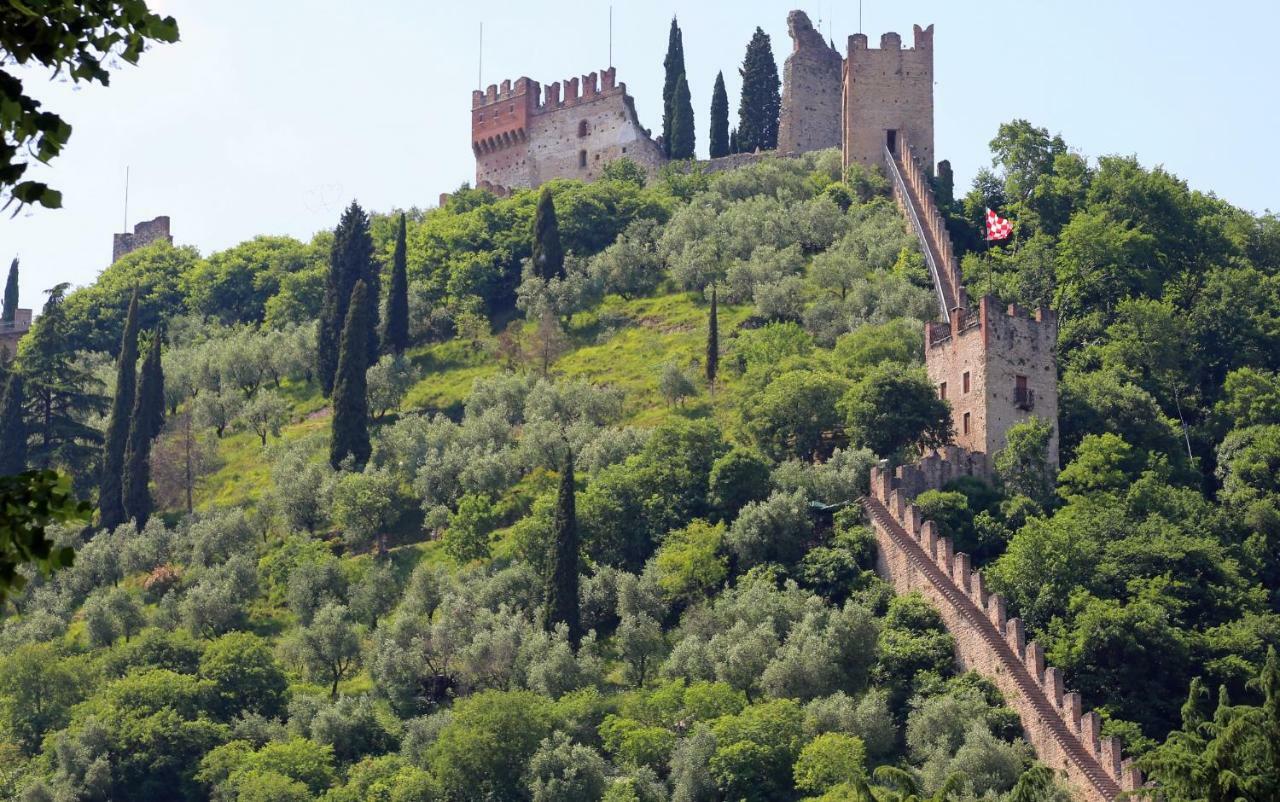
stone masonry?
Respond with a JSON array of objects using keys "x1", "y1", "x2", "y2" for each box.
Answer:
[
  {"x1": 842, "y1": 25, "x2": 935, "y2": 172},
  {"x1": 863, "y1": 458, "x2": 1143, "y2": 801},
  {"x1": 471, "y1": 67, "x2": 665, "y2": 194},
  {"x1": 113, "y1": 216, "x2": 173, "y2": 263},
  {"x1": 925, "y1": 297, "x2": 1060, "y2": 471},
  {"x1": 777, "y1": 10, "x2": 843, "y2": 155},
  {"x1": 0, "y1": 307, "x2": 32, "y2": 357}
]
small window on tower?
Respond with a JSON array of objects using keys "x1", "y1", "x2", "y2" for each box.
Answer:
[
  {"x1": 963, "y1": 412, "x2": 971, "y2": 435},
  {"x1": 939, "y1": 382, "x2": 947, "y2": 400},
  {"x1": 962, "y1": 371, "x2": 971, "y2": 393},
  {"x1": 578, "y1": 120, "x2": 589, "y2": 137},
  {"x1": 579, "y1": 150, "x2": 587, "y2": 168}
]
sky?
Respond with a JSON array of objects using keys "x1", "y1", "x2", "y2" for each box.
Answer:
[{"x1": 3, "y1": 0, "x2": 1278, "y2": 313}]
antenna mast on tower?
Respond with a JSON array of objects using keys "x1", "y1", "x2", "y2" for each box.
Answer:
[
  {"x1": 122, "y1": 166, "x2": 129, "y2": 233},
  {"x1": 478, "y1": 22, "x2": 483, "y2": 89},
  {"x1": 609, "y1": 6, "x2": 613, "y2": 68}
]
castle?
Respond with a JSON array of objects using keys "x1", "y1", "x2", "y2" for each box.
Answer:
[
  {"x1": 471, "y1": 68, "x2": 665, "y2": 194},
  {"x1": 113, "y1": 215, "x2": 173, "y2": 263}
]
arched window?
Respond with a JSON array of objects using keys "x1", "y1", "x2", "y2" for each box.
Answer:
[{"x1": 578, "y1": 120, "x2": 589, "y2": 137}]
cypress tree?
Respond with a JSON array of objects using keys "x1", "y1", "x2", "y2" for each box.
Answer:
[
  {"x1": 382, "y1": 212, "x2": 410, "y2": 355},
  {"x1": 729, "y1": 128, "x2": 740, "y2": 155},
  {"x1": 709, "y1": 72, "x2": 730, "y2": 159},
  {"x1": 123, "y1": 333, "x2": 163, "y2": 528},
  {"x1": 669, "y1": 73, "x2": 695, "y2": 160},
  {"x1": 661, "y1": 17, "x2": 686, "y2": 158},
  {"x1": 318, "y1": 201, "x2": 379, "y2": 396},
  {"x1": 706, "y1": 285, "x2": 719, "y2": 386},
  {"x1": 544, "y1": 447, "x2": 581, "y2": 644},
  {"x1": 2, "y1": 258, "x2": 17, "y2": 323},
  {"x1": 99, "y1": 290, "x2": 140, "y2": 529},
  {"x1": 0, "y1": 372, "x2": 27, "y2": 475},
  {"x1": 531, "y1": 187, "x2": 564, "y2": 281},
  {"x1": 330, "y1": 280, "x2": 373, "y2": 471},
  {"x1": 736, "y1": 27, "x2": 781, "y2": 152}
]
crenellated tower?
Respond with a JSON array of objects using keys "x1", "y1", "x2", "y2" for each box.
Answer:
[
  {"x1": 842, "y1": 25, "x2": 935, "y2": 172},
  {"x1": 471, "y1": 67, "x2": 664, "y2": 194}
]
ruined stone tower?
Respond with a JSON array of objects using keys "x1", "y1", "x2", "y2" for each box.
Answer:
[
  {"x1": 471, "y1": 67, "x2": 665, "y2": 194},
  {"x1": 925, "y1": 298, "x2": 1060, "y2": 470},
  {"x1": 842, "y1": 25, "x2": 935, "y2": 172},
  {"x1": 777, "y1": 10, "x2": 843, "y2": 155},
  {"x1": 113, "y1": 216, "x2": 172, "y2": 263}
]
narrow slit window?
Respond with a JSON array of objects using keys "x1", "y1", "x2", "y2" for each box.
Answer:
[
  {"x1": 963, "y1": 412, "x2": 971, "y2": 435},
  {"x1": 939, "y1": 382, "x2": 947, "y2": 400},
  {"x1": 962, "y1": 371, "x2": 971, "y2": 394},
  {"x1": 579, "y1": 150, "x2": 587, "y2": 168}
]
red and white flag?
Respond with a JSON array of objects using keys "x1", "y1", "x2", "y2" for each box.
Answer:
[
  {"x1": 983, "y1": 209, "x2": 1013, "y2": 241},
  {"x1": 985, "y1": 208, "x2": 1013, "y2": 241}
]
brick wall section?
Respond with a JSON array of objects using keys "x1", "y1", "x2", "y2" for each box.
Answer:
[
  {"x1": 843, "y1": 26, "x2": 934, "y2": 172},
  {"x1": 778, "y1": 10, "x2": 844, "y2": 155},
  {"x1": 925, "y1": 297, "x2": 1060, "y2": 470},
  {"x1": 473, "y1": 67, "x2": 665, "y2": 192},
  {"x1": 112, "y1": 216, "x2": 172, "y2": 263},
  {"x1": 863, "y1": 453, "x2": 1145, "y2": 801},
  {"x1": 0, "y1": 307, "x2": 32, "y2": 357}
]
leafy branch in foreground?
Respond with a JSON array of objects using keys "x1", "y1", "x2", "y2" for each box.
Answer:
[
  {"x1": 0, "y1": 0, "x2": 179, "y2": 209},
  {"x1": 0, "y1": 469, "x2": 90, "y2": 603}
]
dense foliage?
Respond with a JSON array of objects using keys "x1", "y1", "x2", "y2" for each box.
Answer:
[{"x1": 2, "y1": 123, "x2": 1278, "y2": 801}]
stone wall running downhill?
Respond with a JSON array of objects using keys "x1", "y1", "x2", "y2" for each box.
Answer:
[{"x1": 862, "y1": 451, "x2": 1145, "y2": 802}]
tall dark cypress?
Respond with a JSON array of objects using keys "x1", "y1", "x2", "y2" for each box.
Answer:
[
  {"x1": 318, "y1": 202, "x2": 379, "y2": 396},
  {"x1": 99, "y1": 290, "x2": 140, "y2": 529},
  {"x1": 729, "y1": 128, "x2": 740, "y2": 155},
  {"x1": 382, "y1": 213, "x2": 410, "y2": 355},
  {"x1": 669, "y1": 73, "x2": 695, "y2": 160},
  {"x1": 2, "y1": 258, "x2": 17, "y2": 323},
  {"x1": 709, "y1": 72, "x2": 730, "y2": 159},
  {"x1": 123, "y1": 332, "x2": 164, "y2": 527},
  {"x1": 544, "y1": 447, "x2": 581, "y2": 644},
  {"x1": 531, "y1": 187, "x2": 564, "y2": 281},
  {"x1": 706, "y1": 285, "x2": 719, "y2": 385},
  {"x1": 661, "y1": 17, "x2": 686, "y2": 158},
  {"x1": 330, "y1": 281, "x2": 373, "y2": 471},
  {"x1": 737, "y1": 27, "x2": 781, "y2": 152},
  {"x1": 0, "y1": 372, "x2": 27, "y2": 475}
]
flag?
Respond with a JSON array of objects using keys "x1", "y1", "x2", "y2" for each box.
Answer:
[{"x1": 985, "y1": 208, "x2": 1012, "y2": 241}]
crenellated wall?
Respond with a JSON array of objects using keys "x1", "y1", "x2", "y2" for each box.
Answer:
[
  {"x1": 472, "y1": 66, "x2": 665, "y2": 192},
  {"x1": 112, "y1": 216, "x2": 172, "y2": 263},
  {"x1": 843, "y1": 25, "x2": 935, "y2": 171},
  {"x1": 863, "y1": 454, "x2": 1145, "y2": 802}
]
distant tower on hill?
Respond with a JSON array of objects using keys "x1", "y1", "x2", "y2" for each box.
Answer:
[
  {"x1": 842, "y1": 25, "x2": 935, "y2": 172},
  {"x1": 778, "y1": 10, "x2": 843, "y2": 155},
  {"x1": 113, "y1": 216, "x2": 173, "y2": 262},
  {"x1": 471, "y1": 67, "x2": 665, "y2": 194}
]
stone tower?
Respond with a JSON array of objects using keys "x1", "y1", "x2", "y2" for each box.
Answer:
[
  {"x1": 842, "y1": 25, "x2": 935, "y2": 171},
  {"x1": 471, "y1": 67, "x2": 665, "y2": 194},
  {"x1": 113, "y1": 216, "x2": 172, "y2": 263},
  {"x1": 777, "y1": 10, "x2": 843, "y2": 154},
  {"x1": 924, "y1": 297, "x2": 1060, "y2": 470}
]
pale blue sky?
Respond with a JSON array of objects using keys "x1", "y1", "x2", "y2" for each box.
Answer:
[{"x1": 3, "y1": 0, "x2": 1277, "y2": 313}]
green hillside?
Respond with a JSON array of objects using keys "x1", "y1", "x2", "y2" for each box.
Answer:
[{"x1": 1, "y1": 134, "x2": 1278, "y2": 802}]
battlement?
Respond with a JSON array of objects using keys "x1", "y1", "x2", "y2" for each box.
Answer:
[
  {"x1": 112, "y1": 216, "x2": 172, "y2": 263},
  {"x1": 865, "y1": 462, "x2": 1145, "y2": 801},
  {"x1": 848, "y1": 23, "x2": 934, "y2": 53},
  {"x1": 925, "y1": 295, "x2": 1057, "y2": 350}
]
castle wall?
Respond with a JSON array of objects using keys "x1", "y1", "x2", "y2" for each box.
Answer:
[
  {"x1": 843, "y1": 26, "x2": 934, "y2": 171},
  {"x1": 864, "y1": 458, "x2": 1144, "y2": 802},
  {"x1": 925, "y1": 297, "x2": 1059, "y2": 470},
  {"x1": 112, "y1": 216, "x2": 172, "y2": 263},
  {"x1": 473, "y1": 68, "x2": 663, "y2": 193},
  {"x1": 777, "y1": 10, "x2": 844, "y2": 155}
]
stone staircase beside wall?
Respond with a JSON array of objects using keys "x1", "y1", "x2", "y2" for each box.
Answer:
[
  {"x1": 862, "y1": 452, "x2": 1145, "y2": 801},
  {"x1": 883, "y1": 136, "x2": 966, "y2": 322}
]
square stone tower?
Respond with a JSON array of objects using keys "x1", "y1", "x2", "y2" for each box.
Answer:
[
  {"x1": 113, "y1": 216, "x2": 172, "y2": 263},
  {"x1": 925, "y1": 296, "x2": 1059, "y2": 470},
  {"x1": 842, "y1": 25, "x2": 934, "y2": 171},
  {"x1": 777, "y1": 10, "x2": 844, "y2": 155}
]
